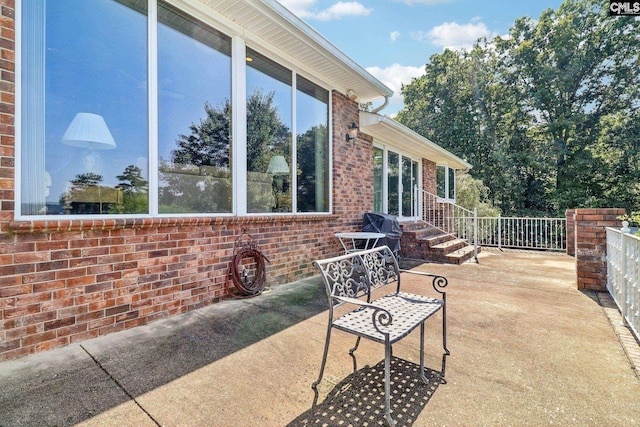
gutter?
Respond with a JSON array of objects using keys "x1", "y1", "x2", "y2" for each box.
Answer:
[{"x1": 370, "y1": 96, "x2": 389, "y2": 114}]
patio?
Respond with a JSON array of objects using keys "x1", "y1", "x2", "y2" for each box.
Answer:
[{"x1": 1, "y1": 249, "x2": 639, "y2": 426}]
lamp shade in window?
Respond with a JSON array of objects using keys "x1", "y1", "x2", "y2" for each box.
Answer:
[{"x1": 61, "y1": 113, "x2": 116, "y2": 150}]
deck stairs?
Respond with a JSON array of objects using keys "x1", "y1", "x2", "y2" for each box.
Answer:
[{"x1": 399, "y1": 221, "x2": 479, "y2": 264}]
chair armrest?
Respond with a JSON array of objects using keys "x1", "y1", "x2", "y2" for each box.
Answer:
[
  {"x1": 333, "y1": 296, "x2": 394, "y2": 334},
  {"x1": 399, "y1": 269, "x2": 448, "y2": 295}
]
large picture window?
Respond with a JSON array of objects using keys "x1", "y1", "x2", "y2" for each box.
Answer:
[
  {"x1": 19, "y1": 0, "x2": 331, "y2": 217},
  {"x1": 21, "y1": 0, "x2": 149, "y2": 215},
  {"x1": 157, "y1": 3, "x2": 232, "y2": 214}
]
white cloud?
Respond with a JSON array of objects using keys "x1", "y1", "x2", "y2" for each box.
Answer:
[
  {"x1": 366, "y1": 63, "x2": 426, "y2": 115},
  {"x1": 399, "y1": 0, "x2": 453, "y2": 4},
  {"x1": 279, "y1": 0, "x2": 317, "y2": 18},
  {"x1": 280, "y1": 0, "x2": 371, "y2": 21},
  {"x1": 426, "y1": 21, "x2": 496, "y2": 50},
  {"x1": 390, "y1": 31, "x2": 401, "y2": 42}
]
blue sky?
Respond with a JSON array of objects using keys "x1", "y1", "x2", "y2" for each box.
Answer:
[{"x1": 279, "y1": 0, "x2": 565, "y2": 115}]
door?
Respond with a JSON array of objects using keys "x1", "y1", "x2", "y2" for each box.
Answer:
[{"x1": 373, "y1": 147, "x2": 420, "y2": 220}]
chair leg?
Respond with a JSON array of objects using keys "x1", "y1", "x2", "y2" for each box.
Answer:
[
  {"x1": 311, "y1": 323, "x2": 333, "y2": 406},
  {"x1": 443, "y1": 297, "x2": 450, "y2": 356},
  {"x1": 419, "y1": 322, "x2": 428, "y2": 383},
  {"x1": 384, "y1": 337, "x2": 396, "y2": 426},
  {"x1": 348, "y1": 336, "x2": 361, "y2": 372}
]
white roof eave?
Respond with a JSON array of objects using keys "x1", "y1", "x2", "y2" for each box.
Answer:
[
  {"x1": 190, "y1": 0, "x2": 393, "y2": 103},
  {"x1": 360, "y1": 112, "x2": 472, "y2": 170}
]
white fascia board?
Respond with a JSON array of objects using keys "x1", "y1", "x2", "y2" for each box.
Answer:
[
  {"x1": 256, "y1": 0, "x2": 393, "y2": 98},
  {"x1": 360, "y1": 112, "x2": 472, "y2": 170}
]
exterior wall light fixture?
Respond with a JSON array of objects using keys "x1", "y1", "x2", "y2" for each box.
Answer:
[{"x1": 345, "y1": 121, "x2": 358, "y2": 142}]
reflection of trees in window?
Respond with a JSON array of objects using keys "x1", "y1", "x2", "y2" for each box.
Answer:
[
  {"x1": 246, "y1": 89, "x2": 291, "y2": 213},
  {"x1": 62, "y1": 173, "x2": 118, "y2": 214},
  {"x1": 247, "y1": 89, "x2": 290, "y2": 173},
  {"x1": 159, "y1": 89, "x2": 291, "y2": 214},
  {"x1": 159, "y1": 101, "x2": 232, "y2": 213},
  {"x1": 114, "y1": 165, "x2": 148, "y2": 214},
  {"x1": 61, "y1": 167, "x2": 149, "y2": 215},
  {"x1": 296, "y1": 124, "x2": 327, "y2": 212}
]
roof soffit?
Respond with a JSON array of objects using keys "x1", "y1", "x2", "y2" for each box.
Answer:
[
  {"x1": 175, "y1": 0, "x2": 392, "y2": 102},
  {"x1": 360, "y1": 112, "x2": 472, "y2": 170}
]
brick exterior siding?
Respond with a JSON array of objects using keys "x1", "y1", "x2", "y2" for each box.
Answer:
[
  {"x1": 573, "y1": 208, "x2": 625, "y2": 291},
  {"x1": 0, "y1": 37, "x2": 397, "y2": 362},
  {"x1": 0, "y1": 5, "x2": 439, "y2": 361}
]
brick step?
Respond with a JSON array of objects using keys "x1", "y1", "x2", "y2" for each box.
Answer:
[
  {"x1": 422, "y1": 233, "x2": 458, "y2": 247},
  {"x1": 429, "y1": 237, "x2": 467, "y2": 253},
  {"x1": 400, "y1": 222, "x2": 480, "y2": 264},
  {"x1": 444, "y1": 245, "x2": 479, "y2": 264},
  {"x1": 399, "y1": 221, "x2": 432, "y2": 233}
]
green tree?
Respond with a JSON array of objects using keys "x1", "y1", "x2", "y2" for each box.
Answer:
[
  {"x1": 398, "y1": 0, "x2": 640, "y2": 216},
  {"x1": 497, "y1": 0, "x2": 640, "y2": 210},
  {"x1": 455, "y1": 173, "x2": 500, "y2": 217}
]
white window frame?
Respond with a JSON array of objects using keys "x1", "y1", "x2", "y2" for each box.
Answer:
[
  {"x1": 15, "y1": 0, "x2": 333, "y2": 219},
  {"x1": 373, "y1": 143, "x2": 422, "y2": 221},
  {"x1": 436, "y1": 164, "x2": 456, "y2": 203}
]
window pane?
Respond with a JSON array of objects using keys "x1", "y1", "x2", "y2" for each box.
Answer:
[
  {"x1": 22, "y1": 0, "x2": 148, "y2": 215},
  {"x1": 401, "y1": 156, "x2": 412, "y2": 217},
  {"x1": 157, "y1": 3, "x2": 232, "y2": 214},
  {"x1": 387, "y1": 151, "x2": 399, "y2": 216},
  {"x1": 412, "y1": 161, "x2": 419, "y2": 216},
  {"x1": 448, "y1": 167, "x2": 456, "y2": 200},
  {"x1": 373, "y1": 147, "x2": 383, "y2": 212},
  {"x1": 296, "y1": 76, "x2": 329, "y2": 212},
  {"x1": 436, "y1": 166, "x2": 446, "y2": 199},
  {"x1": 246, "y1": 48, "x2": 292, "y2": 213}
]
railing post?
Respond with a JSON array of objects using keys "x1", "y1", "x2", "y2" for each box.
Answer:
[
  {"x1": 498, "y1": 214, "x2": 502, "y2": 250},
  {"x1": 474, "y1": 208, "x2": 478, "y2": 263},
  {"x1": 621, "y1": 221, "x2": 630, "y2": 324}
]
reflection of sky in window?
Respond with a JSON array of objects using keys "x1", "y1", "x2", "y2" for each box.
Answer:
[
  {"x1": 297, "y1": 89, "x2": 327, "y2": 133},
  {"x1": 44, "y1": 0, "x2": 148, "y2": 204},
  {"x1": 34, "y1": 0, "x2": 330, "y2": 211},
  {"x1": 246, "y1": 68, "x2": 292, "y2": 133},
  {"x1": 157, "y1": 6, "x2": 231, "y2": 162}
]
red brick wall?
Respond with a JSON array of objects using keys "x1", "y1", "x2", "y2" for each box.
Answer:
[
  {"x1": 565, "y1": 209, "x2": 576, "y2": 256},
  {"x1": 332, "y1": 91, "x2": 373, "y2": 229},
  {"x1": 0, "y1": 0, "x2": 14, "y2": 233},
  {"x1": 574, "y1": 208, "x2": 625, "y2": 291},
  {"x1": 0, "y1": 67, "x2": 374, "y2": 360},
  {"x1": 423, "y1": 159, "x2": 437, "y2": 195}
]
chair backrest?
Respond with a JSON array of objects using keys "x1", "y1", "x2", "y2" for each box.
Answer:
[
  {"x1": 359, "y1": 245, "x2": 400, "y2": 292},
  {"x1": 313, "y1": 246, "x2": 400, "y2": 306}
]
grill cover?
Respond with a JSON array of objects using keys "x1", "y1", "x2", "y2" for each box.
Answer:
[{"x1": 362, "y1": 212, "x2": 402, "y2": 253}]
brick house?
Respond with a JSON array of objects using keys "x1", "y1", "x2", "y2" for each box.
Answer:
[{"x1": 0, "y1": 0, "x2": 469, "y2": 361}]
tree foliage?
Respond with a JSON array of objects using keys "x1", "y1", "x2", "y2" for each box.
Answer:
[{"x1": 397, "y1": 0, "x2": 640, "y2": 216}]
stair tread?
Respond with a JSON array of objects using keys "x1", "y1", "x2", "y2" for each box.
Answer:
[
  {"x1": 445, "y1": 245, "x2": 476, "y2": 256},
  {"x1": 430, "y1": 238, "x2": 466, "y2": 249}
]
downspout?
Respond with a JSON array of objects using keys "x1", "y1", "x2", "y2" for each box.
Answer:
[{"x1": 370, "y1": 96, "x2": 389, "y2": 114}]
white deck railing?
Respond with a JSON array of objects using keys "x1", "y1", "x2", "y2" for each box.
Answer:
[
  {"x1": 606, "y1": 223, "x2": 640, "y2": 343},
  {"x1": 473, "y1": 216, "x2": 566, "y2": 251},
  {"x1": 421, "y1": 191, "x2": 566, "y2": 252},
  {"x1": 421, "y1": 190, "x2": 478, "y2": 260}
]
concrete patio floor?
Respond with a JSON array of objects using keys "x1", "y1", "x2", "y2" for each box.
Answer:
[{"x1": 1, "y1": 249, "x2": 639, "y2": 426}]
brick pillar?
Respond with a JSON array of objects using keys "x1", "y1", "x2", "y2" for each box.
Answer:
[
  {"x1": 574, "y1": 208, "x2": 625, "y2": 291},
  {"x1": 566, "y1": 209, "x2": 576, "y2": 256}
]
